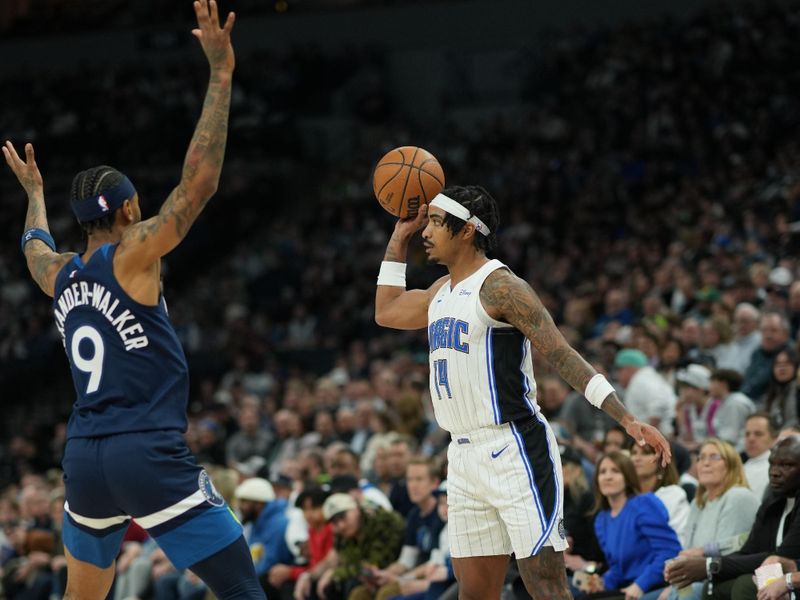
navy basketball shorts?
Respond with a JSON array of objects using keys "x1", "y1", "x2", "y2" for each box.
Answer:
[{"x1": 61, "y1": 430, "x2": 242, "y2": 569}]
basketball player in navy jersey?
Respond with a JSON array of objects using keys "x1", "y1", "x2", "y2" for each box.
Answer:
[
  {"x1": 375, "y1": 185, "x2": 672, "y2": 600},
  {"x1": 3, "y1": 2, "x2": 265, "y2": 599}
]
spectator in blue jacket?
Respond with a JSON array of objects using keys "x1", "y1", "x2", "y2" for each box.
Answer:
[
  {"x1": 580, "y1": 451, "x2": 682, "y2": 599},
  {"x1": 234, "y1": 477, "x2": 296, "y2": 593}
]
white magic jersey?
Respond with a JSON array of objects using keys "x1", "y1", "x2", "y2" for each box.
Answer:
[{"x1": 428, "y1": 259, "x2": 538, "y2": 434}]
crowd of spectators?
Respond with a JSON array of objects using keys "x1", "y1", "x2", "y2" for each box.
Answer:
[{"x1": 3, "y1": 0, "x2": 800, "y2": 598}]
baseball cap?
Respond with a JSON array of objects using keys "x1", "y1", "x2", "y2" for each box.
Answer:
[
  {"x1": 769, "y1": 266, "x2": 793, "y2": 288},
  {"x1": 676, "y1": 364, "x2": 711, "y2": 391},
  {"x1": 234, "y1": 478, "x2": 275, "y2": 503},
  {"x1": 322, "y1": 493, "x2": 358, "y2": 522},
  {"x1": 432, "y1": 480, "x2": 447, "y2": 497},
  {"x1": 614, "y1": 348, "x2": 648, "y2": 368}
]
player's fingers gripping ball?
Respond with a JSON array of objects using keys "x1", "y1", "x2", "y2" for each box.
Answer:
[{"x1": 373, "y1": 146, "x2": 444, "y2": 218}]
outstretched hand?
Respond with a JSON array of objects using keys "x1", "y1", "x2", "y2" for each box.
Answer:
[
  {"x1": 393, "y1": 203, "x2": 429, "y2": 240},
  {"x1": 624, "y1": 419, "x2": 672, "y2": 467},
  {"x1": 2, "y1": 141, "x2": 43, "y2": 197},
  {"x1": 192, "y1": 0, "x2": 235, "y2": 73}
]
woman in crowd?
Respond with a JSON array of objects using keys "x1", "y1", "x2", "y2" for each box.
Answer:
[
  {"x1": 631, "y1": 443, "x2": 690, "y2": 546},
  {"x1": 579, "y1": 451, "x2": 681, "y2": 599},
  {"x1": 762, "y1": 347, "x2": 800, "y2": 428},
  {"x1": 659, "y1": 438, "x2": 760, "y2": 600}
]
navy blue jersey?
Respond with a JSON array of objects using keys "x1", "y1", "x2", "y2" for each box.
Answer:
[{"x1": 52, "y1": 243, "x2": 189, "y2": 438}]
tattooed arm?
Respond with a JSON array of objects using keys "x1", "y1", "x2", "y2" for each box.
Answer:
[
  {"x1": 375, "y1": 204, "x2": 448, "y2": 330},
  {"x1": 3, "y1": 142, "x2": 76, "y2": 298},
  {"x1": 480, "y1": 268, "x2": 671, "y2": 463},
  {"x1": 117, "y1": 0, "x2": 236, "y2": 268}
]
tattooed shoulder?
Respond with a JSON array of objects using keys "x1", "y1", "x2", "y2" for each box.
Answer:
[{"x1": 479, "y1": 268, "x2": 539, "y2": 324}]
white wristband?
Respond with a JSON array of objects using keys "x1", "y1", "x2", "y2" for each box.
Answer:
[
  {"x1": 585, "y1": 374, "x2": 615, "y2": 408},
  {"x1": 377, "y1": 261, "x2": 406, "y2": 287}
]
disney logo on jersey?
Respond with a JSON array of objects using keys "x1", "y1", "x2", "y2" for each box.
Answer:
[
  {"x1": 429, "y1": 317, "x2": 469, "y2": 353},
  {"x1": 198, "y1": 469, "x2": 225, "y2": 507},
  {"x1": 458, "y1": 289, "x2": 472, "y2": 296}
]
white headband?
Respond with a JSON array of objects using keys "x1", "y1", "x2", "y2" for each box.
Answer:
[{"x1": 430, "y1": 193, "x2": 491, "y2": 236}]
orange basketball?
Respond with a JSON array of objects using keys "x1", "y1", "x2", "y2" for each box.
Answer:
[{"x1": 372, "y1": 146, "x2": 445, "y2": 218}]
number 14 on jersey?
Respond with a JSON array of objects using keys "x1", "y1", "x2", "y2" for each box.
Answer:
[{"x1": 433, "y1": 359, "x2": 452, "y2": 400}]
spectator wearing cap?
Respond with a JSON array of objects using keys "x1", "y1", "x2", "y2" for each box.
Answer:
[
  {"x1": 761, "y1": 347, "x2": 800, "y2": 429},
  {"x1": 560, "y1": 444, "x2": 604, "y2": 577},
  {"x1": 308, "y1": 493, "x2": 404, "y2": 600},
  {"x1": 675, "y1": 364, "x2": 718, "y2": 451},
  {"x1": 614, "y1": 348, "x2": 677, "y2": 436},
  {"x1": 743, "y1": 412, "x2": 779, "y2": 500},
  {"x1": 708, "y1": 369, "x2": 755, "y2": 452},
  {"x1": 717, "y1": 304, "x2": 762, "y2": 375},
  {"x1": 353, "y1": 458, "x2": 443, "y2": 600},
  {"x1": 234, "y1": 477, "x2": 296, "y2": 590},
  {"x1": 763, "y1": 266, "x2": 792, "y2": 313},
  {"x1": 740, "y1": 311, "x2": 791, "y2": 400}
]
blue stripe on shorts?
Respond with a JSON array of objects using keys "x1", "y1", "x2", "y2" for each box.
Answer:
[
  {"x1": 152, "y1": 504, "x2": 242, "y2": 570},
  {"x1": 62, "y1": 513, "x2": 129, "y2": 568}
]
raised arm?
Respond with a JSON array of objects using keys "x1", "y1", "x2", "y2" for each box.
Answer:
[
  {"x1": 375, "y1": 204, "x2": 447, "y2": 330},
  {"x1": 480, "y1": 268, "x2": 672, "y2": 464},
  {"x1": 4, "y1": 142, "x2": 76, "y2": 297},
  {"x1": 117, "y1": 0, "x2": 235, "y2": 267}
]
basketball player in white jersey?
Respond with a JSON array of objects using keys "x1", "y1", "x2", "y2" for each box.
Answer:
[{"x1": 374, "y1": 185, "x2": 672, "y2": 600}]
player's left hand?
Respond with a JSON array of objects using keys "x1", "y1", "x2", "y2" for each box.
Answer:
[
  {"x1": 621, "y1": 582, "x2": 643, "y2": 600},
  {"x1": 2, "y1": 141, "x2": 43, "y2": 197},
  {"x1": 624, "y1": 418, "x2": 672, "y2": 467}
]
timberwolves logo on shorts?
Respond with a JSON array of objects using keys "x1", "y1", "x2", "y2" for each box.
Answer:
[{"x1": 198, "y1": 470, "x2": 225, "y2": 507}]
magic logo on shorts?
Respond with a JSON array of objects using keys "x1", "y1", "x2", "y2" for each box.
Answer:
[{"x1": 198, "y1": 470, "x2": 225, "y2": 507}]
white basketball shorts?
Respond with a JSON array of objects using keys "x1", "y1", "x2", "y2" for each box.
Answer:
[{"x1": 446, "y1": 414, "x2": 568, "y2": 558}]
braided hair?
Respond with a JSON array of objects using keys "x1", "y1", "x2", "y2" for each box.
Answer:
[
  {"x1": 70, "y1": 166, "x2": 125, "y2": 234},
  {"x1": 440, "y1": 185, "x2": 499, "y2": 253}
]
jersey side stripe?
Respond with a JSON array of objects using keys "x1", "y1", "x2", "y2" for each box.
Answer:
[
  {"x1": 509, "y1": 421, "x2": 546, "y2": 544},
  {"x1": 532, "y1": 415, "x2": 560, "y2": 554},
  {"x1": 485, "y1": 327, "x2": 501, "y2": 424}
]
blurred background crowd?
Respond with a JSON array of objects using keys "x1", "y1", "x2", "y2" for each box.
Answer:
[{"x1": 2, "y1": 0, "x2": 800, "y2": 599}]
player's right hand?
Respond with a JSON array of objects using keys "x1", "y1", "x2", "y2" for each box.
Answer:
[
  {"x1": 3, "y1": 141, "x2": 43, "y2": 197},
  {"x1": 192, "y1": 0, "x2": 235, "y2": 73},
  {"x1": 393, "y1": 203, "x2": 428, "y2": 239}
]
